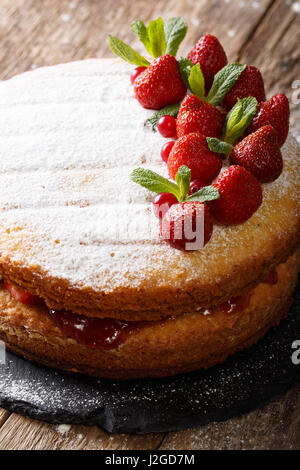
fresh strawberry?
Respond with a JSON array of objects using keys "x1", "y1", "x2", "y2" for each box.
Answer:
[
  {"x1": 168, "y1": 132, "x2": 222, "y2": 182},
  {"x1": 134, "y1": 55, "x2": 186, "y2": 109},
  {"x1": 247, "y1": 94, "x2": 289, "y2": 147},
  {"x1": 229, "y1": 125, "x2": 283, "y2": 183},
  {"x1": 223, "y1": 65, "x2": 266, "y2": 110},
  {"x1": 209, "y1": 165, "x2": 262, "y2": 225},
  {"x1": 187, "y1": 34, "x2": 228, "y2": 93},
  {"x1": 176, "y1": 95, "x2": 225, "y2": 138},
  {"x1": 4, "y1": 279, "x2": 42, "y2": 305},
  {"x1": 161, "y1": 201, "x2": 214, "y2": 251}
]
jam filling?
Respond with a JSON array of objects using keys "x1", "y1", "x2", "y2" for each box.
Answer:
[
  {"x1": 264, "y1": 269, "x2": 278, "y2": 285},
  {"x1": 218, "y1": 294, "x2": 252, "y2": 315},
  {"x1": 49, "y1": 309, "x2": 139, "y2": 350},
  {"x1": 199, "y1": 293, "x2": 252, "y2": 316},
  {"x1": 3, "y1": 275, "x2": 266, "y2": 349}
]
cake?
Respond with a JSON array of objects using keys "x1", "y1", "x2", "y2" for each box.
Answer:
[{"x1": 0, "y1": 20, "x2": 299, "y2": 379}]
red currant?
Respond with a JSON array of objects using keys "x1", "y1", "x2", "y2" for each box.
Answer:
[
  {"x1": 130, "y1": 66, "x2": 147, "y2": 84},
  {"x1": 157, "y1": 115, "x2": 177, "y2": 138},
  {"x1": 189, "y1": 178, "x2": 207, "y2": 195},
  {"x1": 161, "y1": 141, "x2": 175, "y2": 163},
  {"x1": 152, "y1": 193, "x2": 177, "y2": 219}
]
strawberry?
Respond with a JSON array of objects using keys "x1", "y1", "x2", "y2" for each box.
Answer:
[
  {"x1": 229, "y1": 125, "x2": 283, "y2": 183},
  {"x1": 176, "y1": 95, "x2": 225, "y2": 138},
  {"x1": 187, "y1": 34, "x2": 228, "y2": 94},
  {"x1": 4, "y1": 279, "x2": 42, "y2": 305},
  {"x1": 247, "y1": 94, "x2": 289, "y2": 147},
  {"x1": 161, "y1": 201, "x2": 214, "y2": 251},
  {"x1": 209, "y1": 165, "x2": 262, "y2": 225},
  {"x1": 134, "y1": 55, "x2": 186, "y2": 109},
  {"x1": 168, "y1": 133, "x2": 222, "y2": 182},
  {"x1": 223, "y1": 65, "x2": 266, "y2": 110}
]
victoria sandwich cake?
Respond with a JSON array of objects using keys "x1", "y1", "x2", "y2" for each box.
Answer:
[{"x1": 0, "y1": 18, "x2": 299, "y2": 379}]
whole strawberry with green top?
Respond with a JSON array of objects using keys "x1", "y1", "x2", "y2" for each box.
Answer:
[
  {"x1": 176, "y1": 94, "x2": 225, "y2": 138},
  {"x1": 187, "y1": 34, "x2": 228, "y2": 94},
  {"x1": 130, "y1": 165, "x2": 220, "y2": 251},
  {"x1": 247, "y1": 94, "x2": 289, "y2": 147},
  {"x1": 134, "y1": 55, "x2": 186, "y2": 109},
  {"x1": 229, "y1": 125, "x2": 283, "y2": 183},
  {"x1": 167, "y1": 132, "x2": 222, "y2": 182},
  {"x1": 209, "y1": 166, "x2": 262, "y2": 225},
  {"x1": 176, "y1": 62, "x2": 247, "y2": 138},
  {"x1": 108, "y1": 17, "x2": 188, "y2": 109},
  {"x1": 223, "y1": 65, "x2": 266, "y2": 110},
  {"x1": 207, "y1": 98, "x2": 283, "y2": 184}
]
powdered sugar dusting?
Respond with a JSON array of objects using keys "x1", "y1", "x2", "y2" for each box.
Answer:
[{"x1": 0, "y1": 59, "x2": 298, "y2": 294}]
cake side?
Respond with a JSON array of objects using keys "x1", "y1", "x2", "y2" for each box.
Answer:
[
  {"x1": 0, "y1": 59, "x2": 299, "y2": 320},
  {"x1": 0, "y1": 250, "x2": 298, "y2": 379}
]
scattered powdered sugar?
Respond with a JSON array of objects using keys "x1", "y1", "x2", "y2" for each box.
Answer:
[
  {"x1": 291, "y1": 1, "x2": 300, "y2": 13},
  {"x1": 227, "y1": 30, "x2": 236, "y2": 37},
  {"x1": 56, "y1": 423, "x2": 71, "y2": 435},
  {"x1": 0, "y1": 59, "x2": 298, "y2": 294}
]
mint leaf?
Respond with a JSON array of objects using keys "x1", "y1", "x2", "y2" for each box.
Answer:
[
  {"x1": 207, "y1": 63, "x2": 246, "y2": 106},
  {"x1": 186, "y1": 185, "x2": 220, "y2": 202},
  {"x1": 147, "y1": 18, "x2": 166, "y2": 58},
  {"x1": 144, "y1": 102, "x2": 181, "y2": 130},
  {"x1": 175, "y1": 165, "x2": 191, "y2": 201},
  {"x1": 222, "y1": 97, "x2": 258, "y2": 144},
  {"x1": 188, "y1": 63, "x2": 205, "y2": 98},
  {"x1": 131, "y1": 20, "x2": 149, "y2": 50},
  {"x1": 178, "y1": 57, "x2": 193, "y2": 88},
  {"x1": 108, "y1": 35, "x2": 150, "y2": 67},
  {"x1": 131, "y1": 18, "x2": 166, "y2": 58},
  {"x1": 164, "y1": 17, "x2": 187, "y2": 56},
  {"x1": 207, "y1": 137, "x2": 233, "y2": 156},
  {"x1": 130, "y1": 168, "x2": 180, "y2": 200}
]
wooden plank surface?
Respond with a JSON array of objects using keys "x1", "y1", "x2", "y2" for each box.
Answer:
[{"x1": 0, "y1": 0, "x2": 299, "y2": 450}]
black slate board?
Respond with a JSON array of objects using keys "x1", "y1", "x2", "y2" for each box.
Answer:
[{"x1": 0, "y1": 280, "x2": 299, "y2": 434}]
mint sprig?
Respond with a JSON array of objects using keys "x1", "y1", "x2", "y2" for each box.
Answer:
[
  {"x1": 188, "y1": 63, "x2": 205, "y2": 99},
  {"x1": 131, "y1": 168, "x2": 181, "y2": 200},
  {"x1": 164, "y1": 17, "x2": 188, "y2": 56},
  {"x1": 108, "y1": 35, "x2": 150, "y2": 66},
  {"x1": 130, "y1": 165, "x2": 220, "y2": 204},
  {"x1": 175, "y1": 165, "x2": 191, "y2": 201},
  {"x1": 178, "y1": 57, "x2": 193, "y2": 88},
  {"x1": 207, "y1": 137, "x2": 233, "y2": 156},
  {"x1": 144, "y1": 102, "x2": 181, "y2": 130},
  {"x1": 206, "y1": 63, "x2": 246, "y2": 106},
  {"x1": 222, "y1": 97, "x2": 258, "y2": 144},
  {"x1": 186, "y1": 185, "x2": 220, "y2": 203},
  {"x1": 109, "y1": 17, "x2": 187, "y2": 65},
  {"x1": 206, "y1": 96, "x2": 258, "y2": 155},
  {"x1": 131, "y1": 18, "x2": 166, "y2": 58}
]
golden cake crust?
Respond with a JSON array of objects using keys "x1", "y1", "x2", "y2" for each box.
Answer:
[
  {"x1": 0, "y1": 60, "x2": 299, "y2": 321},
  {"x1": 0, "y1": 250, "x2": 299, "y2": 379}
]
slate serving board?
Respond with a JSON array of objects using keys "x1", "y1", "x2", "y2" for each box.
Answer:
[{"x1": 0, "y1": 280, "x2": 299, "y2": 434}]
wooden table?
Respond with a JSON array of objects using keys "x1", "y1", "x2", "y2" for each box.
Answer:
[{"x1": 0, "y1": 0, "x2": 299, "y2": 450}]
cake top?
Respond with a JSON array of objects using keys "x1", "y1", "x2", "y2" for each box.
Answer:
[{"x1": 0, "y1": 59, "x2": 298, "y2": 309}]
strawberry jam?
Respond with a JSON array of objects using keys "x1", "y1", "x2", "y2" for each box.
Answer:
[
  {"x1": 264, "y1": 269, "x2": 278, "y2": 285},
  {"x1": 49, "y1": 309, "x2": 139, "y2": 349},
  {"x1": 219, "y1": 294, "x2": 251, "y2": 315}
]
